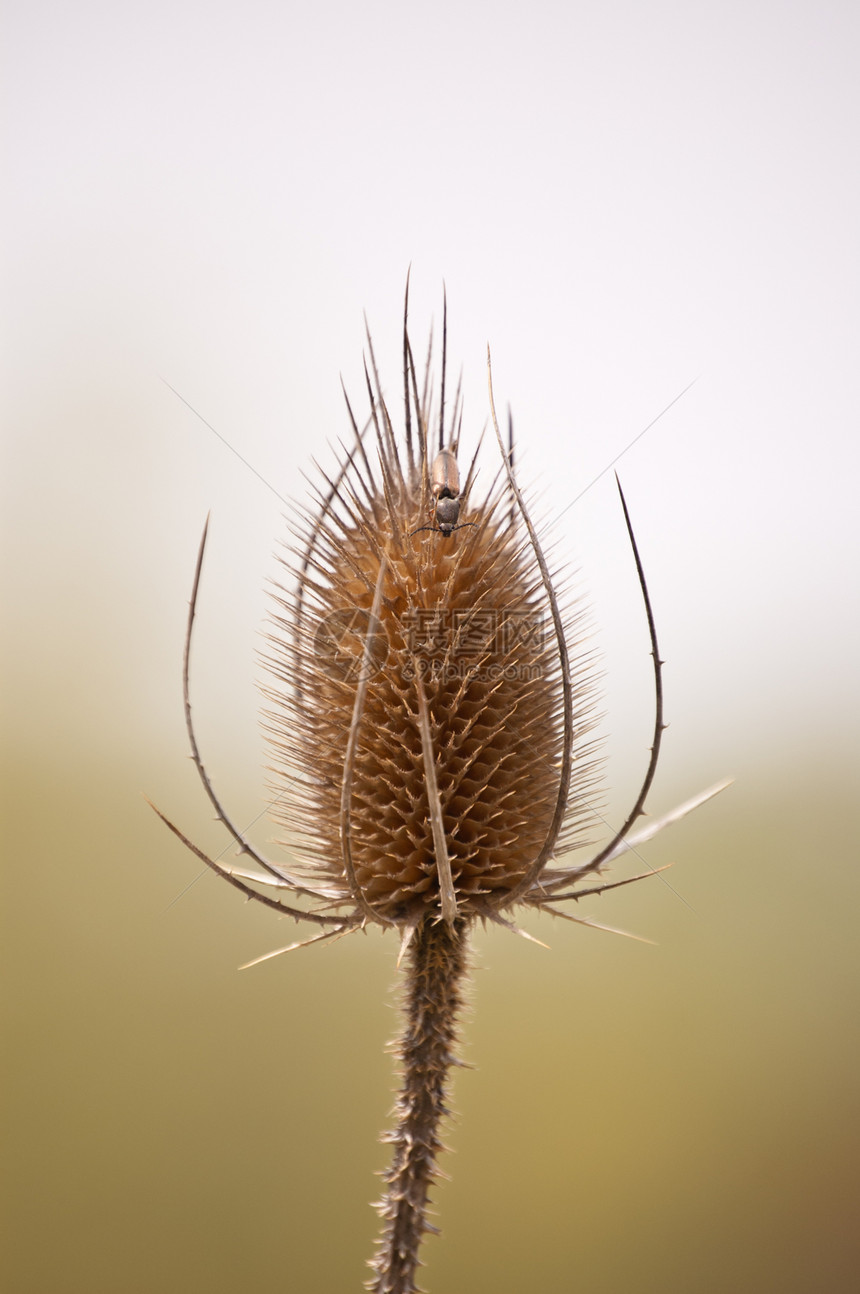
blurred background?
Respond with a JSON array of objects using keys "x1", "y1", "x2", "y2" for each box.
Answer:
[{"x1": 3, "y1": 1, "x2": 858, "y2": 1290}]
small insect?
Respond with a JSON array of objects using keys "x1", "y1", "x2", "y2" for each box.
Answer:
[
  {"x1": 410, "y1": 446, "x2": 475, "y2": 538},
  {"x1": 408, "y1": 294, "x2": 481, "y2": 541}
]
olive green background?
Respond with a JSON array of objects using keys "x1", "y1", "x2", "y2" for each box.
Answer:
[{"x1": 4, "y1": 2, "x2": 859, "y2": 1291}]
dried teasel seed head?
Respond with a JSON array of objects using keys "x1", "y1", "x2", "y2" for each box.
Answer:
[
  {"x1": 152, "y1": 291, "x2": 729, "y2": 1294},
  {"x1": 261, "y1": 305, "x2": 602, "y2": 930}
]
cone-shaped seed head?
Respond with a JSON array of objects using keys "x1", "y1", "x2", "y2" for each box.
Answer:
[{"x1": 262, "y1": 343, "x2": 601, "y2": 927}]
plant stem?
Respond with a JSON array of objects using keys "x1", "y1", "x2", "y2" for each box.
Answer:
[{"x1": 368, "y1": 918, "x2": 470, "y2": 1294}]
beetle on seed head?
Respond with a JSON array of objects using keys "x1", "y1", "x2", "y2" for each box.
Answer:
[
  {"x1": 408, "y1": 287, "x2": 480, "y2": 541},
  {"x1": 411, "y1": 446, "x2": 476, "y2": 538}
]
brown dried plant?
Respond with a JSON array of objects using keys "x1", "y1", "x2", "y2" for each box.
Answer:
[{"x1": 152, "y1": 286, "x2": 728, "y2": 1293}]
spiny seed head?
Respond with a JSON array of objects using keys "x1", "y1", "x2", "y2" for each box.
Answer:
[{"x1": 261, "y1": 312, "x2": 602, "y2": 929}]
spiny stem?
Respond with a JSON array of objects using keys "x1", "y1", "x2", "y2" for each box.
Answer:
[{"x1": 368, "y1": 919, "x2": 470, "y2": 1294}]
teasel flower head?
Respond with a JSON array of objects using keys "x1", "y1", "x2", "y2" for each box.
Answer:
[
  {"x1": 152, "y1": 284, "x2": 729, "y2": 1293},
  {"x1": 262, "y1": 330, "x2": 605, "y2": 939}
]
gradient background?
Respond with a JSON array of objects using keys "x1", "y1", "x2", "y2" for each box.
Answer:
[{"x1": 3, "y1": 2, "x2": 859, "y2": 1291}]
